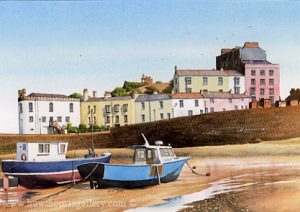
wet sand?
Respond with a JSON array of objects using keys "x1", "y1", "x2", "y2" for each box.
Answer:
[{"x1": 1, "y1": 139, "x2": 300, "y2": 211}]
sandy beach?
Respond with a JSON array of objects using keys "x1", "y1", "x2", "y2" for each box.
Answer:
[{"x1": 1, "y1": 138, "x2": 300, "y2": 211}]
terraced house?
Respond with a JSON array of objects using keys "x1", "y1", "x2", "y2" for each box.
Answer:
[
  {"x1": 135, "y1": 93, "x2": 173, "y2": 123},
  {"x1": 80, "y1": 89, "x2": 135, "y2": 128},
  {"x1": 173, "y1": 67, "x2": 245, "y2": 94}
]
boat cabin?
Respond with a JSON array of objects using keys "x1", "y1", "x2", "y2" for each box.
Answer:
[
  {"x1": 16, "y1": 142, "x2": 68, "y2": 162},
  {"x1": 133, "y1": 141, "x2": 177, "y2": 165}
]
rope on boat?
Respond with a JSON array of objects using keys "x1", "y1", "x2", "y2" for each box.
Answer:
[
  {"x1": 186, "y1": 161, "x2": 211, "y2": 176},
  {"x1": 83, "y1": 163, "x2": 100, "y2": 181}
]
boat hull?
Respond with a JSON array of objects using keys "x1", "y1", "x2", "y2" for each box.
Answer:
[
  {"x1": 2, "y1": 153, "x2": 111, "y2": 188},
  {"x1": 77, "y1": 157, "x2": 189, "y2": 189}
]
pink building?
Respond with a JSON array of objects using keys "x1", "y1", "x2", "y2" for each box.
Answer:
[
  {"x1": 202, "y1": 91, "x2": 251, "y2": 113},
  {"x1": 216, "y1": 42, "x2": 280, "y2": 103}
]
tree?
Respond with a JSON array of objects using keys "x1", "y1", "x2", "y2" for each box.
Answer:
[
  {"x1": 122, "y1": 81, "x2": 143, "y2": 92},
  {"x1": 69, "y1": 92, "x2": 83, "y2": 99},
  {"x1": 111, "y1": 87, "x2": 129, "y2": 97},
  {"x1": 162, "y1": 80, "x2": 174, "y2": 94}
]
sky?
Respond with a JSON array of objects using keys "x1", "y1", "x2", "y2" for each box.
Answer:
[{"x1": 0, "y1": 1, "x2": 299, "y2": 133}]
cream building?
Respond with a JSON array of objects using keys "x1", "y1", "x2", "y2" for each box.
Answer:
[
  {"x1": 135, "y1": 93, "x2": 173, "y2": 123},
  {"x1": 173, "y1": 67, "x2": 245, "y2": 94},
  {"x1": 80, "y1": 89, "x2": 135, "y2": 128}
]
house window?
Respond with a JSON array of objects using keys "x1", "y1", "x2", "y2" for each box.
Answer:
[
  {"x1": 269, "y1": 88, "x2": 274, "y2": 95},
  {"x1": 69, "y1": 103, "x2": 74, "y2": 112},
  {"x1": 115, "y1": 115, "x2": 119, "y2": 124},
  {"x1": 203, "y1": 89, "x2": 208, "y2": 92},
  {"x1": 49, "y1": 116, "x2": 53, "y2": 122},
  {"x1": 59, "y1": 144, "x2": 66, "y2": 155},
  {"x1": 159, "y1": 101, "x2": 164, "y2": 109},
  {"x1": 260, "y1": 79, "x2": 265, "y2": 85},
  {"x1": 205, "y1": 108, "x2": 208, "y2": 113},
  {"x1": 234, "y1": 87, "x2": 240, "y2": 94},
  {"x1": 260, "y1": 88, "x2": 265, "y2": 95},
  {"x1": 19, "y1": 103, "x2": 23, "y2": 113},
  {"x1": 38, "y1": 143, "x2": 50, "y2": 154},
  {"x1": 185, "y1": 77, "x2": 191, "y2": 85},
  {"x1": 49, "y1": 102, "x2": 53, "y2": 112},
  {"x1": 42, "y1": 116, "x2": 46, "y2": 123},
  {"x1": 250, "y1": 87, "x2": 256, "y2": 95},
  {"x1": 160, "y1": 113, "x2": 164, "y2": 120},
  {"x1": 141, "y1": 114, "x2": 145, "y2": 122},
  {"x1": 141, "y1": 102, "x2": 145, "y2": 110},
  {"x1": 195, "y1": 100, "x2": 199, "y2": 107},
  {"x1": 105, "y1": 116, "x2": 110, "y2": 123},
  {"x1": 94, "y1": 117, "x2": 97, "y2": 125},
  {"x1": 29, "y1": 102, "x2": 33, "y2": 112},
  {"x1": 251, "y1": 79, "x2": 256, "y2": 85},
  {"x1": 270, "y1": 96, "x2": 274, "y2": 103},
  {"x1": 223, "y1": 108, "x2": 226, "y2": 111},
  {"x1": 179, "y1": 100, "x2": 184, "y2": 108},
  {"x1": 228, "y1": 98, "x2": 232, "y2": 103},
  {"x1": 185, "y1": 88, "x2": 192, "y2": 93},
  {"x1": 65, "y1": 116, "x2": 70, "y2": 122},
  {"x1": 269, "y1": 70, "x2": 274, "y2": 76},
  {"x1": 29, "y1": 116, "x2": 33, "y2": 122},
  {"x1": 218, "y1": 77, "x2": 223, "y2": 85},
  {"x1": 124, "y1": 115, "x2": 128, "y2": 123},
  {"x1": 93, "y1": 105, "x2": 96, "y2": 114},
  {"x1": 57, "y1": 116, "x2": 62, "y2": 122},
  {"x1": 200, "y1": 109, "x2": 203, "y2": 114},
  {"x1": 269, "y1": 79, "x2": 274, "y2": 85},
  {"x1": 188, "y1": 110, "x2": 193, "y2": 116},
  {"x1": 210, "y1": 107, "x2": 214, "y2": 113},
  {"x1": 88, "y1": 106, "x2": 90, "y2": 114},
  {"x1": 88, "y1": 117, "x2": 91, "y2": 125},
  {"x1": 251, "y1": 70, "x2": 256, "y2": 76},
  {"x1": 235, "y1": 105, "x2": 238, "y2": 110},
  {"x1": 105, "y1": 105, "x2": 110, "y2": 113},
  {"x1": 219, "y1": 89, "x2": 223, "y2": 92},
  {"x1": 203, "y1": 77, "x2": 208, "y2": 85},
  {"x1": 167, "y1": 113, "x2": 171, "y2": 119},
  {"x1": 234, "y1": 77, "x2": 240, "y2": 86},
  {"x1": 260, "y1": 70, "x2": 265, "y2": 76},
  {"x1": 210, "y1": 98, "x2": 214, "y2": 103},
  {"x1": 123, "y1": 104, "x2": 128, "y2": 112},
  {"x1": 114, "y1": 105, "x2": 119, "y2": 113}
]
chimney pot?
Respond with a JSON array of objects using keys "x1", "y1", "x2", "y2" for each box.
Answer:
[{"x1": 93, "y1": 91, "x2": 97, "y2": 98}]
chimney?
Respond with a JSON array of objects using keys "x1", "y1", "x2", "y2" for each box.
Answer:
[
  {"x1": 18, "y1": 88, "x2": 26, "y2": 99},
  {"x1": 104, "y1": 91, "x2": 111, "y2": 99},
  {"x1": 93, "y1": 91, "x2": 97, "y2": 98},
  {"x1": 83, "y1": 88, "x2": 88, "y2": 101},
  {"x1": 244, "y1": 42, "x2": 259, "y2": 48}
]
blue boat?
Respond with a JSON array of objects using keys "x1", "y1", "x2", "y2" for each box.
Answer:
[
  {"x1": 1, "y1": 142, "x2": 111, "y2": 188},
  {"x1": 77, "y1": 134, "x2": 190, "y2": 189}
]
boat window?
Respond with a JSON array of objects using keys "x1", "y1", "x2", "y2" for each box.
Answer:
[
  {"x1": 38, "y1": 144, "x2": 50, "y2": 154},
  {"x1": 147, "y1": 149, "x2": 152, "y2": 159},
  {"x1": 153, "y1": 149, "x2": 159, "y2": 158},
  {"x1": 59, "y1": 144, "x2": 66, "y2": 154},
  {"x1": 164, "y1": 148, "x2": 170, "y2": 157},
  {"x1": 136, "y1": 149, "x2": 145, "y2": 160},
  {"x1": 168, "y1": 148, "x2": 174, "y2": 156},
  {"x1": 159, "y1": 148, "x2": 165, "y2": 157},
  {"x1": 22, "y1": 144, "x2": 26, "y2": 151}
]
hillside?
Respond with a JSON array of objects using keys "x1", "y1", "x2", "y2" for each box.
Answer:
[{"x1": 1, "y1": 107, "x2": 300, "y2": 153}]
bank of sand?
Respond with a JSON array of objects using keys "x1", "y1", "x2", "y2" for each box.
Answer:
[{"x1": 2, "y1": 138, "x2": 300, "y2": 211}]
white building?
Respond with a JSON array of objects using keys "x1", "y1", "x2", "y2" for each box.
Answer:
[
  {"x1": 18, "y1": 89, "x2": 80, "y2": 134},
  {"x1": 172, "y1": 93, "x2": 205, "y2": 117}
]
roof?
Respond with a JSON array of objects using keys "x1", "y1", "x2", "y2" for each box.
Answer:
[
  {"x1": 28, "y1": 93, "x2": 68, "y2": 98},
  {"x1": 137, "y1": 83, "x2": 170, "y2": 93},
  {"x1": 175, "y1": 69, "x2": 243, "y2": 77},
  {"x1": 172, "y1": 93, "x2": 203, "y2": 99},
  {"x1": 135, "y1": 94, "x2": 171, "y2": 102},
  {"x1": 242, "y1": 60, "x2": 272, "y2": 64},
  {"x1": 86, "y1": 96, "x2": 132, "y2": 102},
  {"x1": 240, "y1": 47, "x2": 266, "y2": 61},
  {"x1": 202, "y1": 91, "x2": 250, "y2": 99}
]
